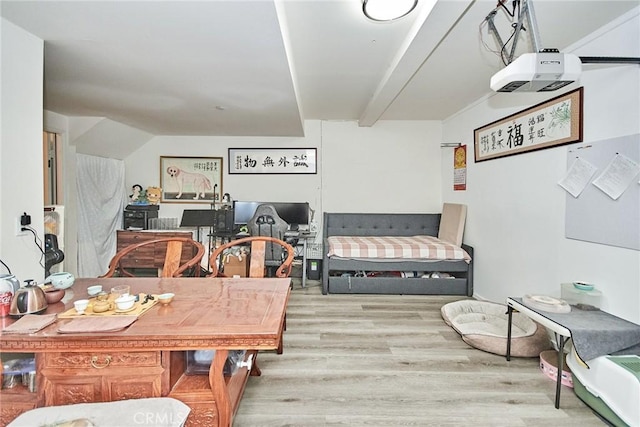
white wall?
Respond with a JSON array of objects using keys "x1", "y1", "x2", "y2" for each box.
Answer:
[
  {"x1": 441, "y1": 9, "x2": 640, "y2": 323},
  {"x1": 321, "y1": 120, "x2": 443, "y2": 214},
  {"x1": 0, "y1": 18, "x2": 45, "y2": 282},
  {"x1": 124, "y1": 120, "x2": 443, "y2": 235},
  {"x1": 124, "y1": 121, "x2": 323, "y2": 225}
]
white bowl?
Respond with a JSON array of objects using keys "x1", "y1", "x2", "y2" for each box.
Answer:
[
  {"x1": 115, "y1": 294, "x2": 136, "y2": 311},
  {"x1": 46, "y1": 272, "x2": 75, "y2": 289},
  {"x1": 87, "y1": 285, "x2": 103, "y2": 296}
]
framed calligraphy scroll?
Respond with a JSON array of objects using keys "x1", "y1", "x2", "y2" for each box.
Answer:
[
  {"x1": 474, "y1": 87, "x2": 583, "y2": 162},
  {"x1": 228, "y1": 148, "x2": 317, "y2": 174},
  {"x1": 160, "y1": 156, "x2": 223, "y2": 203}
]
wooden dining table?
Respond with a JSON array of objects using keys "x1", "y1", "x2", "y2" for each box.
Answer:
[{"x1": 0, "y1": 277, "x2": 291, "y2": 426}]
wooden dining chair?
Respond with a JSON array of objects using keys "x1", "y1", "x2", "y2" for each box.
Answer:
[
  {"x1": 208, "y1": 236, "x2": 294, "y2": 355},
  {"x1": 100, "y1": 237, "x2": 206, "y2": 278},
  {"x1": 207, "y1": 236, "x2": 295, "y2": 279}
]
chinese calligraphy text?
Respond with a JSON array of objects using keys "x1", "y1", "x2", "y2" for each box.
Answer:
[
  {"x1": 474, "y1": 88, "x2": 583, "y2": 162},
  {"x1": 229, "y1": 148, "x2": 317, "y2": 174}
]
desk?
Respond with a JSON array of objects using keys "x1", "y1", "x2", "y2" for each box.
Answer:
[
  {"x1": 283, "y1": 231, "x2": 317, "y2": 288},
  {"x1": 297, "y1": 232, "x2": 317, "y2": 288},
  {"x1": 0, "y1": 277, "x2": 290, "y2": 426}
]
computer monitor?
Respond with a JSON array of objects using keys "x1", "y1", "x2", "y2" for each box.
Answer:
[
  {"x1": 275, "y1": 202, "x2": 309, "y2": 227},
  {"x1": 233, "y1": 201, "x2": 309, "y2": 226},
  {"x1": 233, "y1": 201, "x2": 261, "y2": 225}
]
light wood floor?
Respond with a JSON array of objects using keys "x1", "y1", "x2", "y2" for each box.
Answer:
[{"x1": 234, "y1": 280, "x2": 605, "y2": 426}]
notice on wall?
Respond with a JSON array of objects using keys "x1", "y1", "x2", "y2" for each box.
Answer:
[
  {"x1": 558, "y1": 156, "x2": 598, "y2": 198},
  {"x1": 565, "y1": 134, "x2": 640, "y2": 251},
  {"x1": 453, "y1": 145, "x2": 467, "y2": 191},
  {"x1": 592, "y1": 153, "x2": 640, "y2": 200}
]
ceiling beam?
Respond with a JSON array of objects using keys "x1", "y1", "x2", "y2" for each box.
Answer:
[{"x1": 358, "y1": 0, "x2": 474, "y2": 127}]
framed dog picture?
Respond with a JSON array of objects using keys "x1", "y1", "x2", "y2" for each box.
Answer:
[{"x1": 160, "y1": 156, "x2": 223, "y2": 203}]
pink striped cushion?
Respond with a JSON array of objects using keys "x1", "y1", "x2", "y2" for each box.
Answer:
[{"x1": 327, "y1": 235, "x2": 470, "y2": 261}]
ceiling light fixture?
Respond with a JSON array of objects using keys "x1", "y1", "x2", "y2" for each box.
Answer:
[{"x1": 363, "y1": 0, "x2": 418, "y2": 22}]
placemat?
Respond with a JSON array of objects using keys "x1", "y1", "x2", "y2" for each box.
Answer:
[
  {"x1": 58, "y1": 293, "x2": 159, "y2": 319},
  {"x1": 57, "y1": 315, "x2": 138, "y2": 333},
  {"x1": 1, "y1": 314, "x2": 57, "y2": 334}
]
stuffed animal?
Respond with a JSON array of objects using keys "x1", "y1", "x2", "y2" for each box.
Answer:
[
  {"x1": 129, "y1": 184, "x2": 143, "y2": 202},
  {"x1": 146, "y1": 186, "x2": 162, "y2": 205}
]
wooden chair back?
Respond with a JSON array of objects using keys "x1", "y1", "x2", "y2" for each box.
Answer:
[
  {"x1": 207, "y1": 236, "x2": 293, "y2": 355},
  {"x1": 100, "y1": 237, "x2": 205, "y2": 278},
  {"x1": 208, "y1": 236, "x2": 295, "y2": 278}
]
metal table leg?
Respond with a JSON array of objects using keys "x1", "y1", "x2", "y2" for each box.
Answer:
[
  {"x1": 506, "y1": 306, "x2": 513, "y2": 361},
  {"x1": 301, "y1": 237, "x2": 308, "y2": 288},
  {"x1": 554, "y1": 334, "x2": 569, "y2": 409}
]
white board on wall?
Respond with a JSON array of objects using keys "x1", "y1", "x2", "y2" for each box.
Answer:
[{"x1": 564, "y1": 134, "x2": 640, "y2": 250}]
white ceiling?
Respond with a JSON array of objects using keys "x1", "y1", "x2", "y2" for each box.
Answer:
[{"x1": 2, "y1": 0, "x2": 638, "y2": 137}]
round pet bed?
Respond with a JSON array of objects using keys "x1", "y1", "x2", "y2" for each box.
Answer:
[{"x1": 441, "y1": 299, "x2": 551, "y2": 357}]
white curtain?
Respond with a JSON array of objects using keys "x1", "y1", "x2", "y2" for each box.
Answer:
[{"x1": 76, "y1": 154, "x2": 127, "y2": 277}]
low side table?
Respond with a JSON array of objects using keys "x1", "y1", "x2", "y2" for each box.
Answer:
[
  {"x1": 506, "y1": 296, "x2": 640, "y2": 410},
  {"x1": 506, "y1": 297, "x2": 571, "y2": 409}
]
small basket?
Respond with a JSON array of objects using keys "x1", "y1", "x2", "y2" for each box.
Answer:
[
  {"x1": 539, "y1": 350, "x2": 573, "y2": 388},
  {"x1": 306, "y1": 243, "x2": 323, "y2": 260}
]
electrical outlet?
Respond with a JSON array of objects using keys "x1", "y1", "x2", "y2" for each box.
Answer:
[
  {"x1": 20, "y1": 212, "x2": 31, "y2": 226},
  {"x1": 16, "y1": 217, "x2": 28, "y2": 236}
]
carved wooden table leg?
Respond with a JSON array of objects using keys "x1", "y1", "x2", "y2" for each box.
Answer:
[
  {"x1": 209, "y1": 349, "x2": 231, "y2": 426},
  {"x1": 250, "y1": 358, "x2": 261, "y2": 377}
]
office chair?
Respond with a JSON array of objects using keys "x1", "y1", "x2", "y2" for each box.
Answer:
[
  {"x1": 44, "y1": 234, "x2": 64, "y2": 277},
  {"x1": 247, "y1": 204, "x2": 290, "y2": 276}
]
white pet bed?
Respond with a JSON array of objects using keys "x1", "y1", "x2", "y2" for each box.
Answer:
[
  {"x1": 441, "y1": 299, "x2": 550, "y2": 357},
  {"x1": 8, "y1": 397, "x2": 190, "y2": 427}
]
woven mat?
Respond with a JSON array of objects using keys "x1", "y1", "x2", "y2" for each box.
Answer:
[{"x1": 58, "y1": 293, "x2": 159, "y2": 319}]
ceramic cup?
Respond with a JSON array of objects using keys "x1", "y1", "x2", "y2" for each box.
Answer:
[
  {"x1": 158, "y1": 293, "x2": 175, "y2": 305},
  {"x1": 74, "y1": 299, "x2": 89, "y2": 314}
]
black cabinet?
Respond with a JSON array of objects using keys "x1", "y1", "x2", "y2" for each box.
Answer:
[{"x1": 123, "y1": 205, "x2": 159, "y2": 230}]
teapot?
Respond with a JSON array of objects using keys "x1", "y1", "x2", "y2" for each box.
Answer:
[
  {"x1": 92, "y1": 292, "x2": 114, "y2": 313},
  {"x1": 45, "y1": 272, "x2": 75, "y2": 289},
  {"x1": 9, "y1": 279, "x2": 48, "y2": 317}
]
